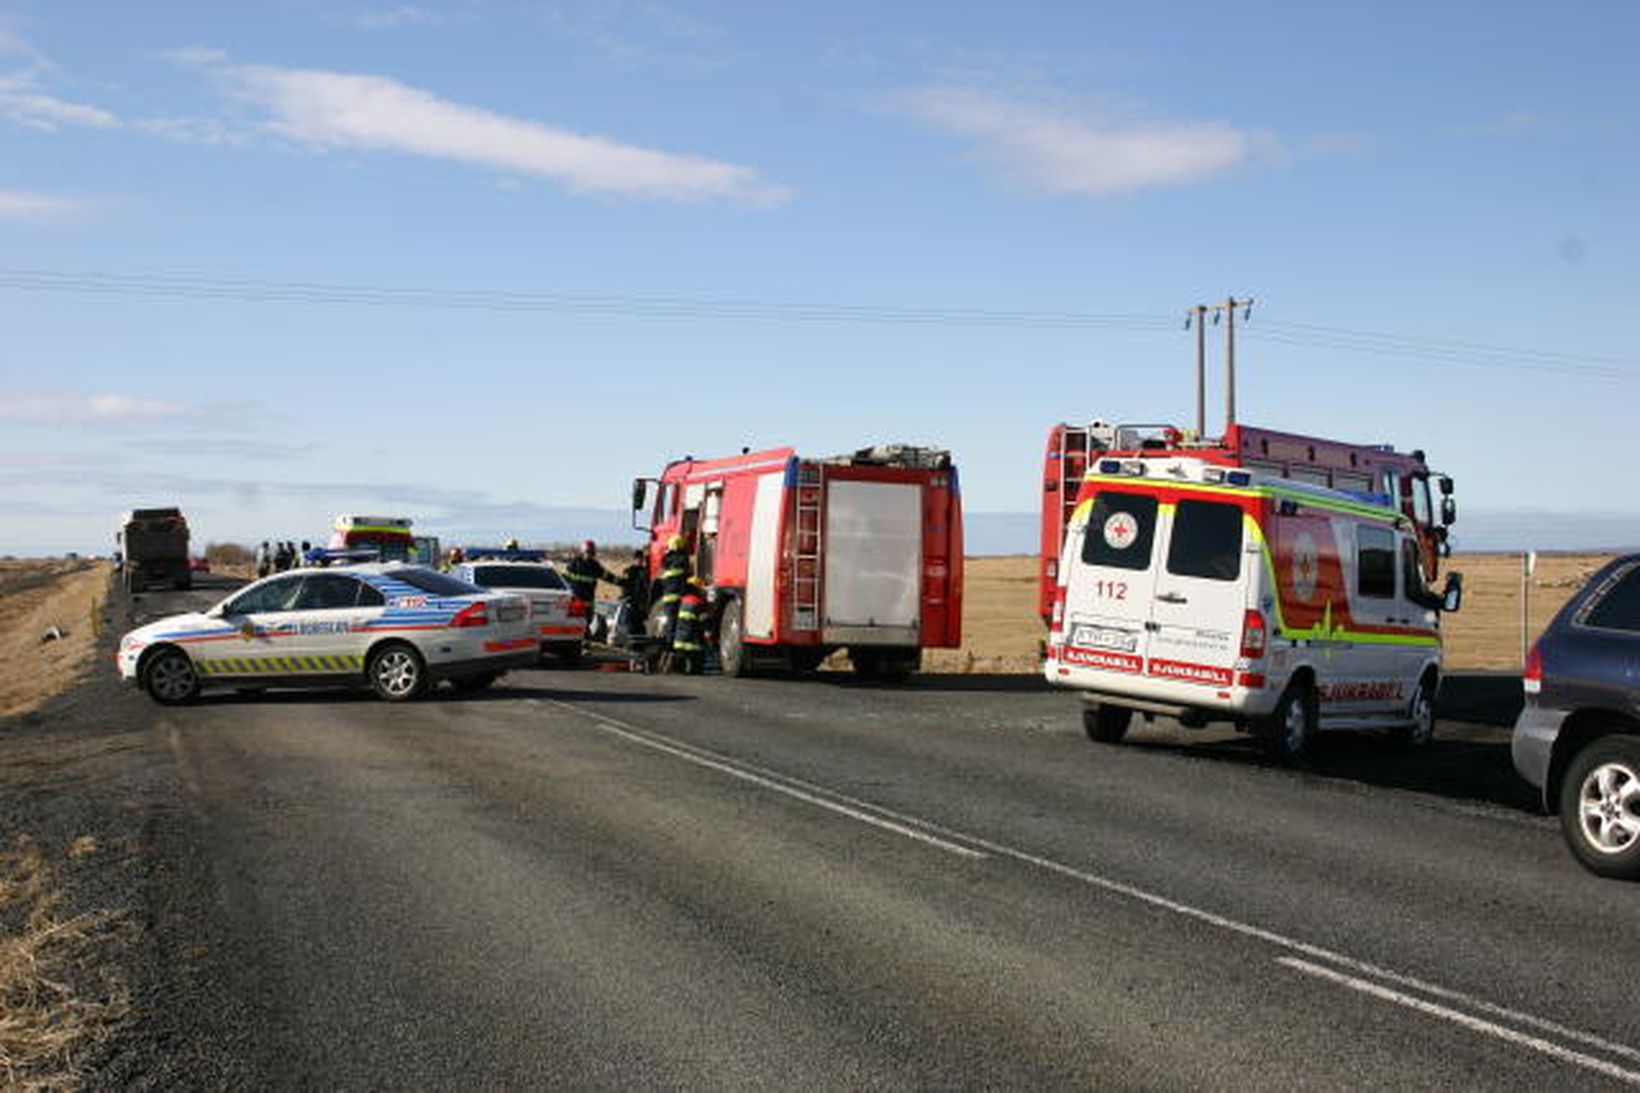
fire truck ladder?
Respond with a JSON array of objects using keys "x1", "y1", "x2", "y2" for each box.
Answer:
[{"x1": 792, "y1": 465, "x2": 823, "y2": 631}]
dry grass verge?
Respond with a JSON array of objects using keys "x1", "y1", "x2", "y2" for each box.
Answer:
[
  {"x1": 0, "y1": 562, "x2": 111, "y2": 721},
  {"x1": 0, "y1": 836, "x2": 130, "y2": 1090}
]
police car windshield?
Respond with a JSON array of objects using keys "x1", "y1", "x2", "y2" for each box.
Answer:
[
  {"x1": 472, "y1": 564, "x2": 566, "y2": 591},
  {"x1": 386, "y1": 568, "x2": 485, "y2": 596}
]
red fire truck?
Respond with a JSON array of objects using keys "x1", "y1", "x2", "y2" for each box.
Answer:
[
  {"x1": 1038, "y1": 421, "x2": 1456, "y2": 624},
  {"x1": 632, "y1": 444, "x2": 964, "y2": 679}
]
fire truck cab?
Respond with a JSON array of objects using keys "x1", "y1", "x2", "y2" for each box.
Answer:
[
  {"x1": 632, "y1": 444, "x2": 963, "y2": 679},
  {"x1": 1045, "y1": 455, "x2": 1462, "y2": 760}
]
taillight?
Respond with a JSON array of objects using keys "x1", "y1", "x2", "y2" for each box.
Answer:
[
  {"x1": 567, "y1": 599, "x2": 589, "y2": 618},
  {"x1": 449, "y1": 602, "x2": 489, "y2": 628},
  {"x1": 1240, "y1": 609, "x2": 1267, "y2": 659},
  {"x1": 1523, "y1": 644, "x2": 1542, "y2": 695},
  {"x1": 1049, "y1": 587, "x2": 1066, "y2": 633}
]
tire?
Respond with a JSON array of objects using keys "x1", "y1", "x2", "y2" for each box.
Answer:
[
  {"x1": 142, "y1": 647, "x2": 199, "y2": 705},
  {"x1": 451, "y1": 671, "x2": 500, "y2": 694},
  {"x1": 367, "y1": 642, "x2": 428, "y2": 702},
  {"x1": 1083, "y1": 704, "x2": 1132, "y2": 744},
  {"x1": 1259, "y1": 679, "x2": 1317, "y2": 762},
  {"x1": 1557, "y1": 736, "x2": 1640, "y2": 880},
  {"x1": 718, "y1": 597, "x2": 753, "y2": 678},
  {"x1": 1394, "y1": 673, "x2": 1438, "y2": 749}
]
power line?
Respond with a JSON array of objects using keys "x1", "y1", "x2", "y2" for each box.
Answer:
[{"x1": 0, "y1": 266, "x2": 1631, "y2": 379}]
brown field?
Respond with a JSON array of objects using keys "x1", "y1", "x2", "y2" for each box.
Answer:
[
  {"x1": 0, "y1": 560, "x2": 111, "y2": 720},
  {"x1": 922, "y1": 551, "x2": 1612, "y2": 676}
]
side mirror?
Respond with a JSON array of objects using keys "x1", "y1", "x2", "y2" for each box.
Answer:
[
  {"x1": 631, "y1": 478, "x2": 648, "y2": 512},
  {"x1": 1441, "y1": 572, "x2": 1464, "y2": 613},
  {"x1": 1441, "y1": 496, "x2": 1457, "y2": 526},
  {"x1": 1438, "y1": 475, "x2": 1454, "y2": 497}
]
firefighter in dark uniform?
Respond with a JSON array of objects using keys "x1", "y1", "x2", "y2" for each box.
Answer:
[
  {"x1": 614, "y1": 548, "x2": 651, "y2": 641},
  {"x1": 564, "y1": 540, "x2": 616, "y2": 637},
  {"x1": 650, "y1": 534, "x2": 693, "y2": 636},
  {"x1": 669, "y1": 577, "x2": 710, "y2": 674}
]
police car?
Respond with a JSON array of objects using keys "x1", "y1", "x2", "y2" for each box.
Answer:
[
  {"x1": 117, "y1": 564, "x2": 536, "y2": 705},
  {"x1": 448, "y1": 550, "x2": 584, "y2": 664}
]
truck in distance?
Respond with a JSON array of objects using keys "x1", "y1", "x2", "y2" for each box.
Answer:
[{"x1": 117, "y1": 507, "x2": 192, "y2": 592}]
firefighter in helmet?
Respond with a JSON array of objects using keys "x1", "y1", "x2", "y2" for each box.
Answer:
[
  {"x1": 651, "y1": 534, "x2": 694, "y2": 632},
  {"x1": 669, "y1": 576, "x2": 710, "y2": 674},
  {"x1": 564, "y1": 539, "x2": 616, "y2": 637},
  {"x1": 613, "y1": 547, "x2": 651, "y2": 642}
]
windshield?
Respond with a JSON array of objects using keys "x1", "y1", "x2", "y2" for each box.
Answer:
[
  {"x1": 384, "y1": 568, "x2": 485, "y2": 596},
  {"x1": 472, "y1": 564, "x2": 566, "y2": 590}
]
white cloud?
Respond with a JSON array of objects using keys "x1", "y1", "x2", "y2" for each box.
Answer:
[
  {"x1": 221, "y1": 63, "x2": 789, "y2": 205},
  {"x1": 0, "y1": 89, "x2": 117, "y2": 130},
  {"x1": 0, "y1": 189, "x2": 88, "y2": 224},
  {"x1": 898, "y1": 87, "x2": 1265, "y2": 197},
  {"x1": 0, "y1": 33, "x2": 120, "y2": 131},
  {"x1": 0, "y1": 393, "x2": 193, "y2": 423}
]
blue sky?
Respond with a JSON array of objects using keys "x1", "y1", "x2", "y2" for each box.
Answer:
[{"x1": 2, "y1": 1, "x2": 1636, "y2": 554}]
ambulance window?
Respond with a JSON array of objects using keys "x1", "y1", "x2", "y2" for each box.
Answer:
[
  {"x1": 1081, "y1": 492, "x2": 1158, "y2": 571},
  {"x1": 1167, "y1": 500, "x2": 1243, "y2": 581},
  {"x1": 1357, "y1": 526, "x2": 1396, "y2": 598}
]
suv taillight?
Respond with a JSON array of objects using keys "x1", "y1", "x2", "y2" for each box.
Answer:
[
  {"x1": 1240, "y1": 609, "x2": 1267, "y2": 659},
  {"x1": 567, "y1": 599, "x2": 589, "y2": 618},
  {"x1": 449, "y1": 602, "x2": 489, "y2": 629},
  {"x1": 1523, "y1": 643, "x2": 1542, "y2": 695}
]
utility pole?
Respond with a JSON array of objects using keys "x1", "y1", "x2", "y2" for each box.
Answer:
[
  {"x1": 1185, "y1": 305, "x2": 1208, "y2": 435},
  {"x1": 1190, "y1": 296, "x2": 1254, "y2": 432}
]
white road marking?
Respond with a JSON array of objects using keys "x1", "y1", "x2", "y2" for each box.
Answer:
[
  {"x1": 545, "y1": 699, "x2": 986, "y2": 860},
  {"x1": 1277, "y1": 957, "x2": 1640, "y2": 1086},
  {"x1": 547, "y1": 697, "x2": 1640, "y2": 1074}
]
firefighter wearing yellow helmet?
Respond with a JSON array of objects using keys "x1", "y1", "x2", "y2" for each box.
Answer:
[
  {"x1": 653, "y1": 533, "x2": 695, "y2": 627},
  {"x1": 669, "y1": 576, "x2": 710, "y2": 674}
]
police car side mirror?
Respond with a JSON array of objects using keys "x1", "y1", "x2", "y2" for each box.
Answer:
[{"x1": 1441, "y1": 572, "x2": 1463, "y2": 613}]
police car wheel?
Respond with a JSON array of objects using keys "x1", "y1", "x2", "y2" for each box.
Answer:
[
  {"x1": 143, "y1": 647, "x2": 199, "y2": 705},
  {"x1": 1558, "y1": 737, "x2": 1640, "y2": 880},
  {"x1": 1261, "y1": 681, "x2": 1316, "y2": 762},
  {"x1": 368, "y1": 643, "x2": 427, "y2": 702}
]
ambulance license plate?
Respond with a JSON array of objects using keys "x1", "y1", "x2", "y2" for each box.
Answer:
[{"x1": 1071, "y1": 625, "x2": 1137, "y2": 652}]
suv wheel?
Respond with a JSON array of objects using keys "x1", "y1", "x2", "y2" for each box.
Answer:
[{"x1": 1559, "y1": 736, "x2": 1640, "y2": 880}]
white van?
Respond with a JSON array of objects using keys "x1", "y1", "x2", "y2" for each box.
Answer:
[{"x1": 1044, "y1": 456, "x2": 1462, "y2": 759}]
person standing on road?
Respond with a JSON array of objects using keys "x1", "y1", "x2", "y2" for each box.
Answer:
[
  {"x1": 650, "y1": 534, "x2": 693, "y2": 638},
  {"x1": 256, "y1": 541, "x2": 271, "y2": 579},
  {"x1": 564, "y1": 540, "x2": 617, "y2": 637},
  {"x1": 669, "y1": 577, "x2": 710, "y2": 674},
  {"x1": 614, "y1": 548, "x2": 651, "y2": 640}
]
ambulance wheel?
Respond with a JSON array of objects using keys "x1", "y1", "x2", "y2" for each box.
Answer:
[
  {"x1": 367, "y1": 642, "x2": 427, "y2": 702},
  {"x1": 1083, "y1": 704, "x2": 1132, "y2": 744},
  {"x1": 1394, "y1": 672, "x2": 1438, "y2": 749},
  {"x1": 1260, "y1": 680, "x2": 1317, "y2": 762},
  {"x1": 718, "y1": 597, "x2": 754, "y2": 678},
  {"x1": 142, "y1": 647, "x2": 199, "y2": 706}
]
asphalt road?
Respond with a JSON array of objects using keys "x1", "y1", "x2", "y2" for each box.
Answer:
[{"x1": 11, "y1": 578, "x2": 1640, "y2": 1089}]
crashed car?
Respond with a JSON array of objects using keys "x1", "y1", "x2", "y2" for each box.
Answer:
[{"x1": 116, "y1": 564, "x2": 534, "y2": 704}]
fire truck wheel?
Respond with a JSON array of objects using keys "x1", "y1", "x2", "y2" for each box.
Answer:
[
  {"x1": 1083, "y1": 704, "x2": 1132, "y2": 744},
  {"x1": 718, "y1": 597, "x2": 754, "y2": 678},
  {"x1": 1393, "y1": 672, "x2": 1438, "y2": 749},
  {"x1": 1259, "y1": 679, "x2": 1317, "y2": 763}
]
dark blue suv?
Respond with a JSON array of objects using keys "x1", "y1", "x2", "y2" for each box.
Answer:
[{"x1": 1513, "y1": 554, "x2": 1640, "y2": 879}]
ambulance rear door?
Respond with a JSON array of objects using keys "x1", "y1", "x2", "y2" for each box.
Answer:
[
  {"x1": 1059, "y1": 488, "x2": 1162, "y2": 676},
  {"x1": 1146, "y1": 496, "x2": 1250, "y2": 690}
]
